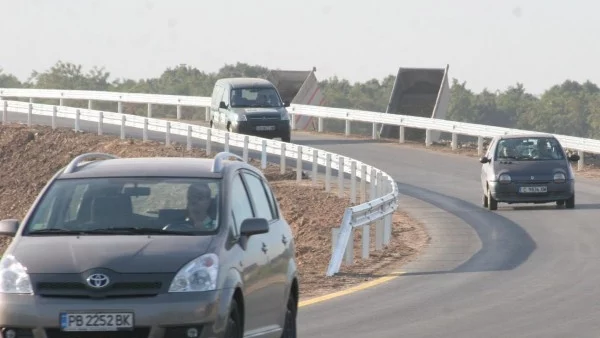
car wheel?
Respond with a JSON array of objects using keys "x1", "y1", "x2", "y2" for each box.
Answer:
[
  {"x1": 281, "y1": 134, "x2": 291, "y2": 143},
  {"x1": 487, "y1": 188, "x2": 497, "y2": 211},
  {"x1": 224, "y1": 299, "x2": 243, "y2": 338},
  {"x1": 566, "y1": 194, "x2": 575, "y2": 209},
  {"x1": 556, "y1": 200, "x2": 565, "y2": 207},
  {"x1": 483, "y1": 194, "x2": 488, "y2": 208},
  {"x1": 281, "y1": 292, "x2": 297, "y2": 338}
]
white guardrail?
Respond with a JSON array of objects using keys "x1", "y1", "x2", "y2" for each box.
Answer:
[
  {"x1": 0, "y1": 89, "x2": 399, "y2": 277},
  {"x1": 2, "y1": 87, "x2": 600, "y2": 274}
]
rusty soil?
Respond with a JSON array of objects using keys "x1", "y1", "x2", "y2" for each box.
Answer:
[{"x1": 0, "y1": 124, "x2": 430, "y2": 300}]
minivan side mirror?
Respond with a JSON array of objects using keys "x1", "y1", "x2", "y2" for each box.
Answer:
[
  {"x1": 240, "y1": 218, "x2": 269, "y2": 237},
  {"x1": 568, "y1": 154, "x2": 580, "y2": 162},
  {"x1": 219, "y1": 101, "x2": 227, "y2": 109},
  {"x1": 283, "y1": 101, "x2": 290, "y2": 107},
  {"x1": 479, "y1": 156, "x2": 490, "y2": 164},
  {"x1": 0, "y1": 219, "x2": 19, "y2": 237}
]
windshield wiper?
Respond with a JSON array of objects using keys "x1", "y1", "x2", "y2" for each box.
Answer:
[
  {"x1": 84, "y1": 227, "x2": 195, "y2": 235},
  {"x1": 28, "y1": 228, "x2": 84, "y2": 235}
]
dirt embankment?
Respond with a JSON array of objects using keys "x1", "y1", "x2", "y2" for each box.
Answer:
[{"x1": 0, "y1": 124, "x2": 429, "y2": 299}]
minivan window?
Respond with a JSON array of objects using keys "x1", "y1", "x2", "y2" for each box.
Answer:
[
  {"x1": 24, "y1": 177, "x2": 221, "y2": 235},
  {"x1": 242, "y1": 172, "x2": 275, "y2": 221},
  {"x1": 230, "y1": 173, "x2": 254, "y2": 234},
  {"x1": 230, "y1": 87, "x2": 282, "y2": 108}
]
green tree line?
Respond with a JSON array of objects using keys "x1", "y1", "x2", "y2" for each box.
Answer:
[{"x1": 1, "y1": 60, "x2": 599, "y2": 139}]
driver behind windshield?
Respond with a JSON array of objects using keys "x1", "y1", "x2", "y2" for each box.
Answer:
[{"x1": 184, "y1": 182, "x2": 216, "y2": 230}]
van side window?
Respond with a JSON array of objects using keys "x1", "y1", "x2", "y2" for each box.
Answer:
[
  {"x1": 211, "y1": 85, "x2": 224, "y2": 109},
  {"x1": 221, "y1": 86, "x2": 230, "y2": 107}
]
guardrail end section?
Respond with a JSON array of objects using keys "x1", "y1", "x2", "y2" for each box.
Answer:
[{"x1": 325, "y1": 208, "x2": 354, "y2": 277}]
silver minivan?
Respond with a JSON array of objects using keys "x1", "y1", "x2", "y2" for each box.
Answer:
[{"x1": 0, "y1": 151, "x2": 299, "y2": 338}]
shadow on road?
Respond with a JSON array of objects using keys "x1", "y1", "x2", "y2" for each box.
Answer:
[{"x1": 396, "y1": 181, "x2": 537, "y2": 276}]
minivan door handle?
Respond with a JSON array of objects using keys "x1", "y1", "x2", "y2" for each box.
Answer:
[
  {"x1": 261, "y1": 243, "x2": 268, "y2": 253},
  {"x1": 282, "y1": 235, "x2": 288, "y2": 245}
]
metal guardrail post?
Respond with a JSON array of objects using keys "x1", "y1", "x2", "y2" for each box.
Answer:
[
  {"x1": 2, "y1": 101, "x2": 7, "y2": 125},
  {"x1": 296, "y1": 146, "x2": 303, "y2": 182},
  {"x1": 27, "y1": 103, "x2": 32, "y2": 126},
  {"x1": 52, "y1": 106, "x2": 57, "y2": 130},
  {"x1": 165, "y1": 122, "x2": 171, "y2": 146},
  {"x1": 312, "y1": 149, "x2": 318, "y2": 185},
  {"x1": 260, "y1": 139, "x2": 267, "y2": 169},
  {"x1": 187, "y1": 125, "x2": 192, "y2": 151},
  {"x1": 120, "y1": 116, "x2": 126, "y2": 139},
  {"x1": 325, "y1": 153, "x2": 332, "y2": 192},
  {"x1": 338, "y1": 156, "x2": 345, "y2": 198},
  {"x1": 243, "y1": 136, "x2": 249, "y2": 162},
  {"x1": 350, "y1": 161, "x2": 357, "y2": 204},
  {"x1": 75, "y1": 109, "x2": 80, "y2": 131},
  {"x1": 98, "y1": 111, "x2": 103, "y2": 135},
  {"x1": 206, "y1": 128, "x2": 212, "y2": 155},
  {"x1": 280, "y1": 143, "x2": 286, "y2": 175},
  {"x1": 143, "y1": 118, "x2": 148, "y2": 141}
]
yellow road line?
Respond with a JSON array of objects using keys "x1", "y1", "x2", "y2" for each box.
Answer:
[{"x1": 298, "y1": 271, "x2": 404, "y2": 308}]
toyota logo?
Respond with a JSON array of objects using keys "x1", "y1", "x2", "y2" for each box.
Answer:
[{"x1": 86, "y1": 273, "x2": 110, "y2": 288}]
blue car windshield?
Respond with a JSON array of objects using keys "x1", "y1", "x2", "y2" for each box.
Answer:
[
  {"x1": 495, "y1": 137, "x2": 565, "y2": 161},
  {"x1": 24, "y1": 177, "x2": 221, "y2": 235}
]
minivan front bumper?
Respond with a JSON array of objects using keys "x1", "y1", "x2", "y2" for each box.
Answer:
[{"x1": 0, "y1": 290, "x2": 227, "y2": 338}]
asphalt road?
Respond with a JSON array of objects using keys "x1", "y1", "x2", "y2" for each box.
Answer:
[{"x1": 8, "y1": 112, "x2": 600, "y2": 337}]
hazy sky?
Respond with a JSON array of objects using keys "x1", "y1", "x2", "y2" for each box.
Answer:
[{"x1": 1, "y1": 0, "x2": 596, "y2": 94}]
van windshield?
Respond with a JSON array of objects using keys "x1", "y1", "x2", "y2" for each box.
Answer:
[
  {"x1": 24, "y1": 177, "x2": 221, "y2": 236},
  {"x1": 230, "y1": 87, "x2": 283, "y2": 108}
]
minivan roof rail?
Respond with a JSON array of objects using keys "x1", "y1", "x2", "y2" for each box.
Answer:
[
  {"x1": 211, "y1": 151, "x2": 245, "y2": 173},
  {"x1": 63, "y1": 152, "x2": 119, "y2": 174}
]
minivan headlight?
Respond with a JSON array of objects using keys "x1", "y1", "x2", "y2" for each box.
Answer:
[
  {"x1": 168, "y1": 253, "x2": 219, "y2": 292},
  {"x1": 281, "y1": 110, "x2": 290, "y2": 120},
  {"x1": 498, "y1": 174, "x2": 511, "y2": 184},
  {"x1": 554, "y1": 172, "x2": 566, "y2": 183},
  {"x1": 0, "y1": 255, "x2": 33, "y2": 294}
]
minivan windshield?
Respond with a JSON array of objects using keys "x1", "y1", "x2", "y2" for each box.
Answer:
[
  {"x1": 495, "y1": 137, "x2": 566, "y2": 161},
  {"x1": 230, "y1": 87, "x2": 283, "y2": 108},
  {"x1": 24, "y1": 177, "x2": 221, "y2": 236}
]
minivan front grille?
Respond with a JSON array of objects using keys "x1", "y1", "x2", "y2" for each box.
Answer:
[{"x1": 36, "y1": 281, "x2": 163, "y2": 299}]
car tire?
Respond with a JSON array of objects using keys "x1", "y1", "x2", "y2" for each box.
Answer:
[
  {"x1": 487, "y1": 188, "x2": 497, "y2": 211},
  {"x1": 281, "y1": 292, "x2": 297, "y2": 338},
  {"x1": 566, "y1": 194, "x2": 575, "y2": 209},
  {"x1": 556, "y1": 200, "x2": 565, "y2": 207},
  {"x1": 281, "y1": 134, "x2": 291, "y2": 143},
  {"x1": 483, "y1": 194, "x2": 488, "y2": 208},
  {"x1": 224, "y1": 298, "x2": 243, "y2": 338}
]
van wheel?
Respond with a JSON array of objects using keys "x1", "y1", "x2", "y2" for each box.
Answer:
[
  {"x1": 224, "y1": 299, "x2": 242, "y2": 338},
  {"x1": 281, "y1": 293, "x2": 297, "y2": 338}
]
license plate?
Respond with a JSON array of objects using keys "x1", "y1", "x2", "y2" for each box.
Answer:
[
  {"x1": 60, "y1": 312, "x2": 134, "y2": 331},
  {"x1": 519, "y1": 186, "x2": 547, "y2": 193},
  {"x1": 256, "y1": 125, "x2": 275, "y2": 131}
]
